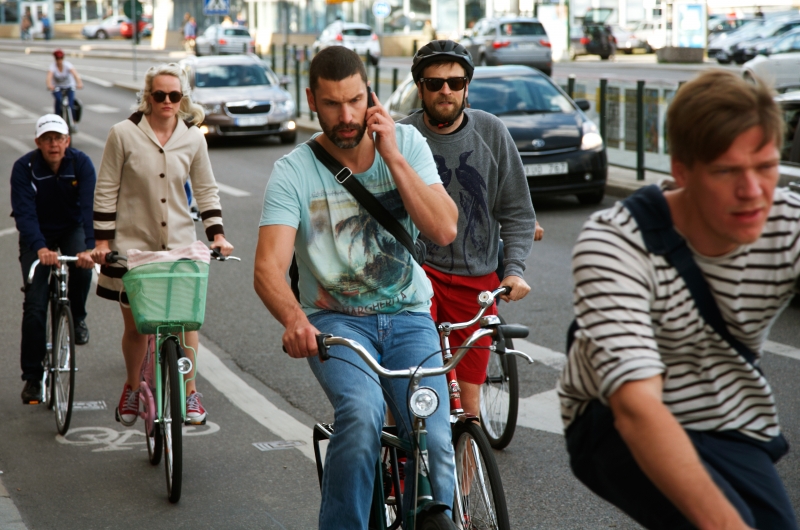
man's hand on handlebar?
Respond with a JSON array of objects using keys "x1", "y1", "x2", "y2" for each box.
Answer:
[
  {"x1": 37, "y1": 247, "x2": 59, "y2": 266},
  {"x1": 282, "y1": 314, "x2": 322, "y2": 359},
  {"x1": 76, "y1": 251, "x2": 94, "y2": 269},
  {"x1": 499, "y1": 275, "x2": 530, "y2": 303},
  {"x1": 211, "y1": 234, "x2": 234, "y2": 257}
]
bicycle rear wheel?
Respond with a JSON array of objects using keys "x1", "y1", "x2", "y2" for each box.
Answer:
[
  {"x1": 452, "y1": 421, "x2": 509, "y2": 530},
  {"x1": 44, "y1": 296, "x2": 56, "y2": 409},
  {"x1": 480, "y1": 316, "x2": 519, "y2": 450},
  {"x1": 162, "y1": 338, "x2": 183, "y2": 503},
  {"x1": 419, "y1": 511, "x2": 457, "y2": 530},
  {"x1": 143, "y1": 337, "x2": 162, "y2": 465},
  {"x1": 53, "y1": 304, "x2": 76, "y2": 435}
]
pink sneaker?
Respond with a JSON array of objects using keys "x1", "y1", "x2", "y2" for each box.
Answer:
[
  {"x1": 116, "y1": 384, "x2": 139, "y2": 426},
  {"x1": 186, "y1": 391, "x2": 207, "y2": 425}
]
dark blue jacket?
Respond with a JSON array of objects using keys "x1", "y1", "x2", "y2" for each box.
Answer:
[{"x1": 11, "y1": 147, "x2": 96, "y2": 251}]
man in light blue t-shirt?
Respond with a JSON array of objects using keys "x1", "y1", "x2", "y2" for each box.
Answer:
[{"x1": 254, "y1": 46, "x2": 458, "y2": 530}]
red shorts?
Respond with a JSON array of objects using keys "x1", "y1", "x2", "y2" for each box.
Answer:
[{"x1": 424, "y1": 265, "x2": 500, "y2": 385}]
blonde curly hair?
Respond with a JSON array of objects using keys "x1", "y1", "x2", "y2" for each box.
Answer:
[{"x1": 136, "y1": 63, "x2": 204, "y2": 125}]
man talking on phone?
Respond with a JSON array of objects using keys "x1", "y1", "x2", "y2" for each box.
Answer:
[{"x1": 253, "y1": 46, "x2": 458, "y2": 530}]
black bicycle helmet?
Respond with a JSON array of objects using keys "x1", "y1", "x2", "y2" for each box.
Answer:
[{"x1": 411, "y1": 40, "x2": 475, "y2": 83}]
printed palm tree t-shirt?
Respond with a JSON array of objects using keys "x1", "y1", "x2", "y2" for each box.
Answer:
[{"x1": 260, "y1": 125, "x2": 441, "y2": 316}]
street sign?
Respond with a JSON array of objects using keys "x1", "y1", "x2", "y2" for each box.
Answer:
[
  {"x1": 203, "y1": 0, "x2": 229, "y2": 16},
  {"x1": 122, "y1": 0, "x2": 142, "y2": 19},
  {"x1": 372, "y1": 0, "x2": 391, "y2": 18}
]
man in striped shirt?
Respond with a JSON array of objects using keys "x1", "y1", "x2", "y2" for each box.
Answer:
[{"x1": 558, "y1": 70, "x2": 799, "y2": 529}]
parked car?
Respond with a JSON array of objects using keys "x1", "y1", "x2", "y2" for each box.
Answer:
[
  {"x1": 743, "y1": 27, "x2": 800, "y2": 92},
  {"x1": 611, "y1": 24, "x2": 647, "y2": 54},
  {"x1": 195, "y1": 25, "x2": 254, "y2": 56},
  {"x1": 385, "y1": 65, "x2": 607, "y2": 203},
  {"x1": 312, "y1": 22, "x2": 381, "y2": 65},
  {"x1": 631, "y1": 19, "x2": 672, "y2": 52},
  {"x1": 709, "y1": 15, "x2": 756, "y2": 35},
  {"x1": 81, "y1": 15, "x2": 129, "y2": 39},
  {"x1": 730, "y1": 17, "x2": 800, "y2": 64},
  {"x1": 778, "y1": 90, "x2": 800, "y2": 163},
  {"x1": 708, "y1": 19, "x2": 766, "y2": 61},
  {"x1": 180, "y1": 54, "x2": 296, "y2": 142},
  {"x1": 120, "y1": 15, "x2": 152, "y2": 39},
  {"x1": 569, "y1": 25, "x2": 616, "y2": 59},
  {"x1": 460, "y1": 17, "x2": 552, "y2": 75}
]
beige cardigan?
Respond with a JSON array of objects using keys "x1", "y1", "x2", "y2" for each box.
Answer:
[{"x1": 93, "y1": 112, "x2": 223, "y2": 300}]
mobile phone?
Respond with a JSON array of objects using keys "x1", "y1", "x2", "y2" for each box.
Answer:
[{"x1": 367, "y1": 85, "x2": 375, "y2": 108}]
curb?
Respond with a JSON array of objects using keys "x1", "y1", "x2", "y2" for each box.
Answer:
[{"x1": 0, "y1": 44, "x2": 183, "y2": 62}]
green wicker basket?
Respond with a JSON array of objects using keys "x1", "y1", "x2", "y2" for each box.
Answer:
[{"x1": 122, "y1": 260, "x2": 209, "y2": 335}]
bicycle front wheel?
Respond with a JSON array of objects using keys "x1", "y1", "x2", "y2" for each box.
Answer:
[
  {"x1": 480, "y1": 315, "x2": 519, "y2": 450},
  {"x1": 452, "y1": 421, "x2": 509, "y2": 530},
  {"x1": 162, "y1": 338, "x2": 183, "y2": 503},
  {"x1": 44, "y1": 296, "x2": 56, "y2": 409},
  {"x1": 53, "y1": 304, "x2": 76, "y2": 435}
]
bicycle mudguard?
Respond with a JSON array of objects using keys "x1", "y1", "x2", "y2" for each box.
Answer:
[{"x1": 414, "y1": 500, "x2": 450, "y2": 518}]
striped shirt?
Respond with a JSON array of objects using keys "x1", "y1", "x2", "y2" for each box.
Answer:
[{"x1": 557, "y1": 181, "x2": 800, "y2": 441}]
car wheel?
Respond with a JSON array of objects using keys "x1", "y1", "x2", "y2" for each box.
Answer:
[
  {"x1": 716, "y1": 57, "x2": 731, "y2": 65},
  {"x1": 645, "y1": 43, "x2": 653, "y2": 54},
  {"x1": 479, "y1": 55, "x2": 488, "y2": 66},
  {"x1": 280, "y1": 131, "x2": 297, "y2": 144},
  {"x1": 96, "y1": 30, "x2": 107, "y2": 39},
  {"x1": 600, "y1": 54, "x2": 610, "y2": 60},
  {"x1": 577, "y1": 189, "x2": 605, "y2": 205},
  {"x1": 623, "y1": 49, "x2": 633, "y2": 54}
]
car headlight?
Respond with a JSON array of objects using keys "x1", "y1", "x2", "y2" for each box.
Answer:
[
  {"x1": 581, "y1": 121, "x2": 603, "y2": 150},
  {"x1": 203, "y1": 103, "x2": 221, "y2": 114},
  {"x1": 275, "y1": 99, "x2": 295, "y2": 113},
  {"x1": 409, "y1": 387, "x2": 439, "y2": 419}
]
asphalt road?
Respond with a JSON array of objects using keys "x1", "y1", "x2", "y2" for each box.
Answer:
[{"x1": 1, "y1": 49, "x2": 799, "y2": 530}]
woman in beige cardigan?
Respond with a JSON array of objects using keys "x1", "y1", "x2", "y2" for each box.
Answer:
[{"x1": 91, "y1": 63, "x2": 234, "y2": 427}]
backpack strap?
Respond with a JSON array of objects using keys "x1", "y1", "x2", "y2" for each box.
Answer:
[{"x1": 622, "y1": 185, "x2": 760, "y2": 370}]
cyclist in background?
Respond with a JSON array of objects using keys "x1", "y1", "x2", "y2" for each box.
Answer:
[
  {"x1": 401, "y1": 40, "x2": 541, "y2": 420},
  {"x1": 11, "y1": 114, "x2": 96, "y2": 404},
  {"x1": 46, "y1": 49, "x2": 83, "y2": 126},
  {"x1": 254, "y1": 46, "x2": 457, "y2": 530}
]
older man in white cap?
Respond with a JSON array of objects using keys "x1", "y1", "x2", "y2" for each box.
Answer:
[{"x1": 11, "y1": 114, "x2": 96, "y2": 404}]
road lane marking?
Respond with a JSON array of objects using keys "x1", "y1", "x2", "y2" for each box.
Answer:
[
  {"x1": 0, "y1": 136, "x2": 32, "y2": 155},
  {"x1": 216, "y1": 182, "x2": 251, "y2": 197},
  {"x1": 763, "y1": 340, "x2": 800, "y2": 361},
  {"x1": 56, "y1": 422, "x2": 220, "y2": 452},
  {"x1": 253, "y1": 440, "x2": 307, "y2": 452},
  {"x1": 0, "y1": 228, "x2": 18, "y2": 237},
  {"x1": 85, "y1": 103, "x2": 119, "y2": 113},
  {"x1": 79, "y1": 75, "x2": 114, "y2": 88},
  {"x1": 0, "y1": 95, "x2": 38, "y2": 120},
  {"x1": 73, "y1": 132, "x2": 108, "y2": 149},
  {"x1": 514, "y1": 338, "x2": 567, "y2": 370},
  {"x1": 0, "y1": 58, "x2": 115, "y2": 87},
  {"x1": 197, "y1": 344, "x2": 315, "y2": 462},
  {"x1": 0, "y1": 476, "x2": 28, "y2": 530}
]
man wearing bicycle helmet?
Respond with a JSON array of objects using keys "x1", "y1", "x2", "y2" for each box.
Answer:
[
  {"x1": 255, "y1": 46, "x2": 457, "y2": 529},
  {"x1": 11, "y1": 114, "x2": 96, "y2": 404},
  {"x1": 46, "y1": 49, "x2": 83, "y2": 130},
  {"x1": 400, "y1": 40, "x2": 540, "y2": 420}
]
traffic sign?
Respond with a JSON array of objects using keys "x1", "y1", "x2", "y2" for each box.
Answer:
[
  {"x1": 123, "y1": 0, "x2": 142, "y2": 19},
  {"x1": 203, "y1": 0, "x2": 229, "y2": 16},
  {"x1": 372, "y1": 0, "x2": 391, "y2": 18}
]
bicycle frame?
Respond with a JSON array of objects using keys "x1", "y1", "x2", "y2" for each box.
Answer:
[{"x1": 151, "y1": 326, "x2": 196, "y2": 428}]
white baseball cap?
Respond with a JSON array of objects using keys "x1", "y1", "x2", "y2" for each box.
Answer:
[{"x1": 35, "y1": 114, "x2": 69, "y2": 138}]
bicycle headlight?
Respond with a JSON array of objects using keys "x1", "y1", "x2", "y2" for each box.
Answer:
[
  {"x1": 177, "y1": 357, "x2": 193, "y2": 375},
  {"x1": 409, "y1": 387, "x2": 439, "y2": 419}
]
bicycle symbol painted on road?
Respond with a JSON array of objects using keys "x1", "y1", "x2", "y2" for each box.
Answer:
[{"x1": 55, "y1": 422, "x2": 220, "y2": 452}]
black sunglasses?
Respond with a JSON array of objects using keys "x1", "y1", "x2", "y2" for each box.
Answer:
[
  {"x1": 419, "y1": 77, "x2": 468, "y2": 92},
  {"x1": 151, "y1": 90, "x2": 183, "y2": 103}
]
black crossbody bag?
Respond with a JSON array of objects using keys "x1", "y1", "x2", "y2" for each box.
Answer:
[
  {"x1": 289, "y1": 139, "x2": 427, "y2": 300},
  {"x1": 566, "y1": 184, "x2": 788, "y2": 462}
]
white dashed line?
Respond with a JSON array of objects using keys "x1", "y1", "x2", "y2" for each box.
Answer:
[
  {"x1": 0, "y1": 136, "x2": 31, "y2": 155},
  {"x1": 216, "y1": 182, "x2": 251, "y2": 197}
]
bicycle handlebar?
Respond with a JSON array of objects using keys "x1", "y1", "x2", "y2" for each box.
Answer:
[
  {"x1": 105, "y1": 248, "x2": 241, "y2": 264},
  {"x1": 27, "y1": 256, "x2": 80, "y2": 285},
  {"x1": 440, "y1": 286, "x2": 511, "y2": 333},
  {"x1": 315, "y1": 320, "x2": 531, "y2": 378}
]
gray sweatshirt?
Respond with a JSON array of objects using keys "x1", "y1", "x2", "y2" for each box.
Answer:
[{"x1": 400, "y1": 109, "x2": 536, "y2": 278}]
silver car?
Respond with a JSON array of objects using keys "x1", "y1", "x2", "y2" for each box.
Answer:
[
  {"x1": 180, "y1": 55, "x2": 297, "y2": 142},
  {"x1": 313, "y1": 22, "x2": 381, "y2": 65},
  {"x1": 195, "y1": 25, "x2": 254, "y2": 56},
  {"x1": 81, "y1": 15, "x2": 129, "y2": 39},
  {"x1": 460, "y1": 17, "x2": 552, "y2": 76}
]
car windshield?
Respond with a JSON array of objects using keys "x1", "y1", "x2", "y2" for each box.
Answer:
[
  {"x1": 469, "y1": 75, "x2": 573, "y2": 116},
  {"x1": 500, "y1": 22, "x2": 546, "y2": 36},
  {"x1": 195, "y1": 64, "x2": 271, "y2": 88},
  {"x1": 223, "y1": 28, "x2": 250, "y2": 36},
  {"x1": 343, "y1": 28, "x2": 372, "y2": 37}
]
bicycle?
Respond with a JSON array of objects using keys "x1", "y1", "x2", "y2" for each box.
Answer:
[
  {"x1": 107, "y1": 247, "x2": 239, "y2": 503},
  {"x1": 53, "y1": 87, "x2": 79, "y2": 134},
  {"x1": 26, "y1": 255, "x2": 80, "y2": 435},
  {"x1": 438, "y1": 286, "x2": 533, "y2": 530},
  {"x1": 311, "y1": 313, "x2": 530, "y2": 530}
]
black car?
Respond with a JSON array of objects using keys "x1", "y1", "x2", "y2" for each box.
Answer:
[
  {"x1": 726, "y1": 16, "x2": 800, "y2": 64},
  {"x1": 386, "y1": 65, "x2": 607, "y2": 204}
]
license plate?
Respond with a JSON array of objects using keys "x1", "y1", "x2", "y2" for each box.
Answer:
[
  {"x1": 524, "y1": 162, "x2": 568, "y2": 176},
  {"x1": 236, "y1": 116, "x2": 268, "y2": 127},
  {"x1": 516, "y1": 42, "x2": 538, "y2": 49}
]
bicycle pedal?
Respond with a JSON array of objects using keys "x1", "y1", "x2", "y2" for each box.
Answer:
[
  {"x1": 114, "y1": 408, "x2": 121, "y2": 423},
  {"x1": 184, "y1": 418, "x2": 206, "y2": 426}
]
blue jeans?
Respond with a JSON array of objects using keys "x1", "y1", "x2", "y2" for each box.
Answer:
[
  {"x1": 19, "y1": 225, "x2": 92, "y2": 381},
  {"x1": 53, "y1": 88, "x2": 75, "y2": 120},
  {"x1": 308, "y1": 310, "x2": 455, "y2": 530}
]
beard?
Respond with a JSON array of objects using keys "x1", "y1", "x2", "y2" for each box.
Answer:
[
  {"x1": 423, "y1": 93, "x2": 466, "y2": 124},
  {"x1": 320, "y1": 116, "x2": 367, "y2": 149}
]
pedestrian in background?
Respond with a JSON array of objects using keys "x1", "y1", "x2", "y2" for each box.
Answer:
[
  {"x1": 20, "y1": 8, "x2": 33, "y2": 41},
  {"x1": 39, "y1": 12, "x2": 52, "y2": 40}
]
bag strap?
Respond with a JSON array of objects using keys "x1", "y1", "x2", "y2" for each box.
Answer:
[
  {"x1": 305, "y1": 139, "x2": 419, "y2": 261},
  {"x1": 622, "y1": 185, "x2": 760, "y2": 370}
]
